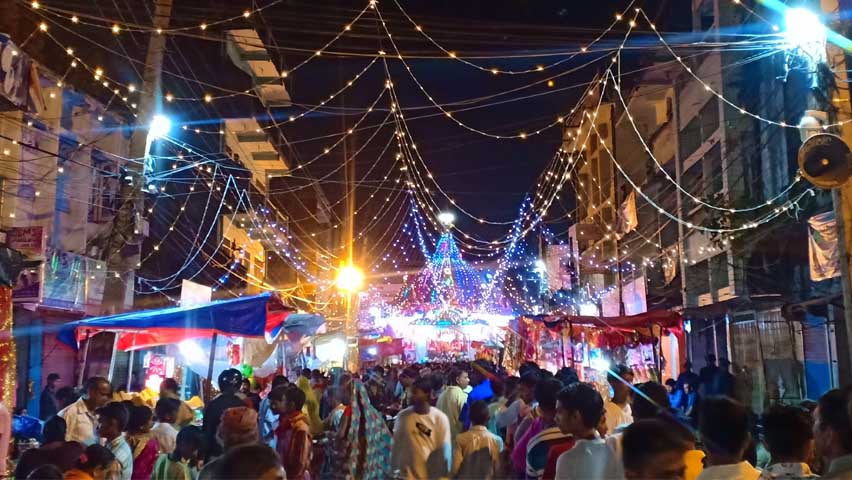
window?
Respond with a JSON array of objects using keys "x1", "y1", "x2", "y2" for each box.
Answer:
[
  {"x1": 684, "y1": 161, "x2": 703, "y2": 196},
  {"x1": 89, "y1": 149, "x2": 120, "y2": 223},
  {"x1": 679, "y1": 98, "x2": 720, "y2": 161},
  {"x1": 686, "y1": 259, "x2": 710, "y2": 298},
  {"x1": 703, "y1": 143, "x2": 723, "y2": 196},
  {"x1": 710, "y1": 253, "x2": 729, "y2": 291},
  {"x1": 698, "y1": 99, "x2": 720, "y2": 143},
  {"x1": 679, "y1": 116, "x2": 702, "y2": 161}
]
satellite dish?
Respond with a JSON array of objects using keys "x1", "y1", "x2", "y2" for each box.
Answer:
[{"x1": 798, "y1": 133, "x2": 852, "y2": 189}]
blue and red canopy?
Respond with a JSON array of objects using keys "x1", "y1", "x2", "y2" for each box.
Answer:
[{"x1": 59, "y1": 293, "x2": 275, "y2": 351}]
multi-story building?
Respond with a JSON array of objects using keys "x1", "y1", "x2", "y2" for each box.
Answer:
[
  {"x1": 0, "y1": 33, "x2": 132, "y2": 412},
  {"x1": 564, "y1": 0, "x2": 844, "y2": 407}
]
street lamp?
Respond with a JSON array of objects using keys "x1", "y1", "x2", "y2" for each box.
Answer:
[
  {"x1": 148, "y1": 114, "x2": 172, "y2": 141},
  {"x1": 336, "y1": 263, "x2": 364, "y2": 372},
  {"x1": 438, "y1": 211, "x2": 456, "y2": 228},
  {"x1": 336, "y1": 264, "x2": 364, "y2": 292}
]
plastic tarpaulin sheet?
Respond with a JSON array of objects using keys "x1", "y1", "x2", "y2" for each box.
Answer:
[
  {"x1": 807, "y1": 211, "x2": 840, "y2": 281},
  {"x1": 58, "y1": 293, "x2": 271, "y2": 350}
]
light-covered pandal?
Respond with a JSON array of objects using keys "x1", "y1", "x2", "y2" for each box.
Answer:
[{"x1": 368, "y1": 227, "x2": 513, "y2": 362}]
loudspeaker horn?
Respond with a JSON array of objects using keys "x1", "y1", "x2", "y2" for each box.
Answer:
[{"x1": 798, "y1": 133, "x2": 852, "y2": 189}]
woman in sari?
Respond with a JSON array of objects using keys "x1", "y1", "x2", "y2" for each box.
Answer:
[
  {"x1": 124, "y1": 405, "x2": 160, "y2": 480},
  {"x1": 296, "y1": 375, "x2": 324, "y2": 436},
  {"x1": 347, "y1": 379, "x2": 393, "y2": 479}
]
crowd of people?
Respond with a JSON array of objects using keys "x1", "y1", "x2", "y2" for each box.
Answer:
[{"x1": 6, "y1": 358, "x2": 852, "y2": 480}]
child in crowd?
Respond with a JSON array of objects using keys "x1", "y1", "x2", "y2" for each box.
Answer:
[
  {"x1": 63, "y1": 444, "x2": 116, "y2": 480},
  {"x1": 96, "y1": 402, "x2": 133, "y2": 480},
  {"x1": 151, "y1": 426, "x2": 205, "y2": 480},
  {"x1": 151, "y1": 398, "x2": 181, "y2": 454},
  {"x1": 272, "y1": 385, "x2": 312, "y2": 480}
]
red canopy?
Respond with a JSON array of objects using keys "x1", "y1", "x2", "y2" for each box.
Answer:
[{"x1": 540, "y1": 309, "x2": 682, "y2": 330}]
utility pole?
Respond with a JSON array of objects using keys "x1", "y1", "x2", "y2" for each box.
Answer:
[
  {"x1": 100, "y1": 0, "x2": 173, "y2": 314},
  {"x1": 821, "y1": 0, "x2": 852, "y2": 382}
]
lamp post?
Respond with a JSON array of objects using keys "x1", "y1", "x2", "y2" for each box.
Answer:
[{"x1": 337, "y1": 264, "x2": 364, "y2": 371}]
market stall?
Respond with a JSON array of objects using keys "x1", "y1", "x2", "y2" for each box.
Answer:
[
  {"x1": 504, "y1": 310, "x2": 685, "y2": 385},
  {"x1": 58, "y1": 293, "x2": 325, "y2": 389}
]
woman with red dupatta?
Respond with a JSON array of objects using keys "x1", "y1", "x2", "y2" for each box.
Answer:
[{"x1": 124, "y1": 404, "x2": 160, "y2": 480}]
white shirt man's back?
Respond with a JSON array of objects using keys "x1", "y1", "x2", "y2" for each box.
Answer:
[
  {"x1": 391, "y1": 406, "x2": 452, "y2": 479},
  {"x1": 554, "y1": 438, "x2": 622, "y2": 480}
]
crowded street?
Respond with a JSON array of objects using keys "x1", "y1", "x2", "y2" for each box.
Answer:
[{"x1": 1, "y1": 0, "x2": 852, "y2": 478}]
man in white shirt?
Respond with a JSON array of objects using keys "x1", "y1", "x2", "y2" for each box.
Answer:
[
  {"x1": 757, "y1": 404, "x2": 817, "y2": 479},
  {"x1": 553, "y1": 382, "x2": 622, "y2": 480},
  {"x1": 58, "y1": 376, "x2": 112, "y2": 446},
  {"x1": 604, "y1": 364, "x2": 634, "y2": 434},
  {"x1": 453, "y1": 400, "x2": 503, "y2": 479},
  {"x1": 814, "y1": 387, "x2": 852, "y2": 479},
  {"x1": 696, "y1": 396, "x2": 760, "y2": 480},
  {"x1": 391, "y1": 377, "x2": 452, "y2": 479},
  {"x1": 436, "y1": 368, "x2": 469, "y2": 442}
]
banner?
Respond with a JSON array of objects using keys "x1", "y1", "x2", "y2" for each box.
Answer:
[
  {"x1": 807, "y1": 211, "x2": 840, "y2": 281},
  {"x1": 0, "y1": 35, "x2": 31, "y2": 108},
  {"x1": 12, "y1": 265, "x2": 41, "y2": 302},
  {"x1": 181, "y1": 279, "x2": 212, "y2": 307},
  {"x1": 618, "y1": 191, "x2": 639, "y2": 234},
  {"x1": 663, "y1": 245, "x2": 679, "y2": 285},
  {"x1": 545, "y1": 244, "x2": 573, "y2": 291},
  {"x1": 43, "y1": 249, "x2": 87, "y2": 310},
  {"x1": 7, "y1": 226, "x2": 45, "y2": 258}
]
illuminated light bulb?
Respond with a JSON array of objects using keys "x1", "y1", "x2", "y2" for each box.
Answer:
[
  {"x1": 281, "y1": 70, "x2": 288, "y2": 78},
  {"x1": 66, "y1": 47, "x2": 74, "y2": 55},
  {"x1": 243, "y1": 10, "x2": 251, "y2": 17},
  {"x1": 156, "y1": 28, "x2": 162, "y2": 34},
  {"x1": 112, "y1": 24, "x2": 120, "y2": 34},
  {"x1": 547, "y1": 80, "x2": 555, "y2": 87},
  {"x1": 71, "y1": 15, "x2": 79, "y2": 23},
  {"x1": 344, "y1": 24, "x2": 351, "y2": 30},
  {"x1": 49, "y1": 92, "x2": 55, "y2": 98},
  {"x1": 31, "y1": 0, "x2": 39, "y2": 8},
  {"x1": 629, "y1": 20, "x2": 636, "y2": 27},
  {"x1": 128, "y1": 84, "x2": 136, "y2": 92},
  {"x1": 615, "y1": 13, "x2": 623, "y2": 20},
  {"x1": 200, "y1": 23, "x2": 207, "y2": 31},
  {"x1": 153, "y1": 245, "x2": 160, "y2": 251},
  {"x1": 536, "y1": 65, "x2": 544, "y2": 71},
  {"x1": 97, "y1": 115, "x2": 103, "y2": 121},
  {"x1": 449, "y1": 52, "x2": 457, "y2": 58},
  {"x1": 39, "y1": 22, "x2": 47, "y2": 31},
  {"x1": 315, "y1": 50, "x2": 322, "y2": 56},
  {"x1": 491, "y1": 68, "x2": 498, "y2": 75},
  {"x1": 204, "y1": 94, "x2": 212, "y2": 102},
  {"x1": 56, "y1": 81, "x2": 62, "y2": 87},
  {"x1": 165, "y1": 93, "x2": 174, "y2": 102}
]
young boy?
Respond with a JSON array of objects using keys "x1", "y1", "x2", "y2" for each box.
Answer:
[
  {"x1": 391, "y1": 376, "x2": 452, "y2": 479},
  {"x1": 622, "y1": 418, "x2": 693, "y2": 479},
  {"x1": 151, "y1": 398, "x2": 181, "y2": 454},
  {"x1": 271, "y1": 385, "x2": 312, "y2": 479},
  {"x1": 453, "y1": 400, "x2": 504, "y2": 479},
  {"x1": 151, "y1": 426, "x2": 204, "y2": 480},
  {"x1": 96, "y1": 402, "x2": 133, "y2": 480}
]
